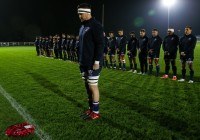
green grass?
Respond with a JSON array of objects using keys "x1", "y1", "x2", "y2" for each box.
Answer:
[{"x1": 0, "y1": 44, "x2": 200, "y2": 140}]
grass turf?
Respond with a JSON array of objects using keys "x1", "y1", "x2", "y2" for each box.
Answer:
[{"x1": 0, "y1": 44, "x2": 200, "y2": 140}]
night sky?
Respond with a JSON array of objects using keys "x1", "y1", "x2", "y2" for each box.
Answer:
[{"x1": 0, "y1": 0, "x2": 200, "y2": 41}]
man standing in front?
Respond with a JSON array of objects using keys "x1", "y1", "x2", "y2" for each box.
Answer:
[
  {"x1": 78, "y1": 3, "x2": 104, "y2": 120},
  {"x1": 178, "y1": 26, "x2": 197, "y2": 83}
]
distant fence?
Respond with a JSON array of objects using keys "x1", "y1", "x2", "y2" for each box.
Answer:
[{"x1": 0, "y1": 42, "x2": 34, "y2": 47}]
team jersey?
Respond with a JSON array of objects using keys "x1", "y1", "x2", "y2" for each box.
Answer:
[
  {"x1": 148, "y1": 35, "x2": 162, "y2": 54},
  {"x1": 138, "y1": 36, "x2": 148, "y2": 54},
  {"x1": 127, "y1": 37, "x2": 138, "y2": 54},
  {"x1": 163, "y1": 34, "x2": 179, "y2": 55},
  {"x1": 116, "y1": 35, "x2": 127, "y2": 54},
  {"x1": 79, "y1": 18, "x2": 104, "y2": 67},
  {"x1": 108, "y1": 37, "x2": 116, "y2": 54},
  {"x1": 179, "y1": 34, "x2": 197, "y2": 58},
  {"x1": 35, "y1": 39, "x2": 40, "y2": 48}
]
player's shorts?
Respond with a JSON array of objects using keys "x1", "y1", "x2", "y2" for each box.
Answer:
[
  {"x1": 80, "y1": 65, "x2": 102, "y2": 85},
  {"x1": 164, "y1": 54, "x2": 177, "y2": 60},
  {"x1": 148, "y1": 53, "x2": 160, "y2": 59},
  {"x1": 180, "y1": 56, "x2": 194, "y2": 64}
]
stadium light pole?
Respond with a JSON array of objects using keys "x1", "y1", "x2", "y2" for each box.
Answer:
[{"x1": 162, "y1": 0, "x2": 176, "y2": 28}]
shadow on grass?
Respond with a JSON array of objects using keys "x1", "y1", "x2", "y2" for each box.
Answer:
[
  {"x1": 26, "y1": 71, "x2": 143, "y2": 138},
  {"x1": 102, "y1": 92, "x2": 199, "y2": 139}
]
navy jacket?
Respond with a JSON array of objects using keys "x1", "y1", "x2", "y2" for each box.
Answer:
[
  {"x1": 35, "y1": 39, "x2": 40, "y2": 48},
  {"x1": 179, "y1": 34, "x2": 197, "y2": 58},
  {"x1": 79, "y1": 18, "x2": 104, "y2": 67},
  {"x1": 116, "y1": 35, "x2": 127, "y2": 53},
  {"x1": 108, "y1": 37, "x2": 116, "y2": 53},
  {"x1": 138, "y1": 36, "x2": 149, "y2": 54},
  {"x1": 148, "y1": 35, "x2": 162, "y2": 54},
  {"x1": 127, "y1": 37, "x2": 138, "y2": 53},
  {"x1": 61, "y1": 38, "x2": 67, "y2": 50},
  {"x1": 163, "y1": 34, "x2": 179, "y2": 55}
]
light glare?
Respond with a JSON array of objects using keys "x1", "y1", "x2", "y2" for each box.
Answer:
[{"x1": 162, "y1": 0, "x2": 176, "y2": 7}]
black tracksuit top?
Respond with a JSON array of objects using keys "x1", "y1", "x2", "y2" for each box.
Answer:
[
  {"x1": 148, "y1": 35, "x2": 162, "y2": 54},
  {"x1": 179, "y1": 34, "x2": 197, "y2": 58},
  {"x1": 163, "y1": 34, "x2": 179, "y2": 54},
  {"x1": 79, "y1": 18, "x2": 104, "y2": 67}
]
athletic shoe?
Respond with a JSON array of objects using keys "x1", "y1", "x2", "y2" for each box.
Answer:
[
  {"x1": 142, "y1": 73, "x2": 146, "y2": 75},
  {"x1": 113, "y1": 67, "x2": 116, "y2": 69},
  {"x1": 84, "y1": 112, "x2": 100, "y2": 120},
  {"x1": 80, "y1": 109, "x2": 92, "y2": 118},
  {"x1": 161, "y1": 75, "x2": 168, "y2": 79},
  {"x1": 178, "y1": 79, "x2": 185, "y2": 82},
  {"x1": 128, "y1": 69, "x2": 133, "y2": 72},
  {"x1": 172, "y1": 76, "x2": 177, "y2": 81},
  {"x1": 122, "y1": 68, "x2": 126, "y2": 71},
  {"x1": 188, "y1": 80, "x2": 194, "y2": 84},
  {"x1": 137, "y1": 72, "x2": 142, "y2": 75},
  {"x1": 133, "y1": 70, "x2": 137, "y2": 74},
  {"x1": 119, "y1": 68, "x2": 122, "y2": 70}
]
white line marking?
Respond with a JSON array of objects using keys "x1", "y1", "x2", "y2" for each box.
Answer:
[{"x1": 0, "y1": 85, "x2": 51, "y2": 140}]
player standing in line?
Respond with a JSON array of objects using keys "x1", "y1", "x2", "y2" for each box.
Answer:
[
  {"x1": 103, "y1": 32, "x2": 109, "y2": 68},
  {"x1": 48, "y1": 35, "x2": 54, "y2": 58},
  {"x1": 137, "y1": 29, "x2": 148, "y2": 75},
  {"x1": 35, "y1": 36, "x2": 40, "y2": 56},
  {"x1": 74, "y1": 35, "x2": 80, "y2": 62},
  {"x1": 161, "y1": 28, "x2": 179, "y2": 80},
  {"x1": 178, "y1": 26, "x2": 197, "y2": 83},
  {"x1": 53, "y1": 35, "x2": 59, "y2": 59},
  {"x1": 108, "y1": 31, "x2": 117, "y2": 69},
  {"x1": 78, "y1": 3, "x2": 104, "y2": 120},
  {"x1": 66, "y1": 35, "x2": 71, "y2": 60},
  {"x1": 61, "y1": 33, "x2": 67, "y2": 61},
  {"x1": 45, "y1": 37, "x2": 50, "y2": 57},
  {"x1": 39, "y1": 37, "x2": 43, "y2": 56},
  {"x1": 127, "y1": 31, "x2": 138, "y2": 73},
  {"x1": 148, "y1": 29, "x2": 162, "y2": 76},
  {"x1": 116, "y1": 29, "x2": 127, "y2": 71}
]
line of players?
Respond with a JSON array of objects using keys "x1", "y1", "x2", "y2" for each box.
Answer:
[
  {"x1": 35, "y1": 33, "x2": 80, "y2": 62},
  {"x1": 35, "y1": 26, "x2": 197, "y2": 83},
  {"x1": 103, "y1": 26, "x2": 197, "y2": 83}
]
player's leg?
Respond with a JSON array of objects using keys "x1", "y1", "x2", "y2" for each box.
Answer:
[
  {"x1": 112, "y1": 55, "x2": 116, "y2": 69},
  {"x1": 148, "y1": 55, "x2": 153, "y2": 75},
  {"x1": 178, "y1": 58, "x2": 186, "y2": 82},
  {"x1": 118, "y1": 54, "x2": 121, "y2": 69},
  {"x1": 105, "y1": 54, "x2": 108, "y2": 68},
  {"x1": 103, "y1": 53, "x2": 108, "y2": 68},
  {"x1": 79, "y1": 67, "x2": 93, "y2": 117},
  {"x1": 161, "y1": 58, "x2": 170, "y2": 78},
  {"x1": 188, "y1": 58, "x2": 194, "y2": 83},
  {"x1": 128, "y1": 54, "x2": 133, "y2": 71},
  {"x1": 109, "y1": 54, "x2": 112, "y2": 68},
  {"x1": 121, "y1": 54, "x2": 126, "y2": 71},
  {"x1": 154, "y1": 58, "x2": 160, "y2": 76},
  {"x1": 171, "y1": 59, "x2": 177, "y2": 80},
  {"x1": 133, "y1": 56, "x2": 137, "y2": 73},
  {"x1": 144, "y1": 56, "x2": 148, "y2": 74},
  {"x1": 54, "y1": 48, "x2": 58, "y2": 59},
  {"x1": 138, "y1": 53, "x2": 144, "y2": 74},
  {"x1": 86, "y1": 68, "x2": 102, "y2": 120}
]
